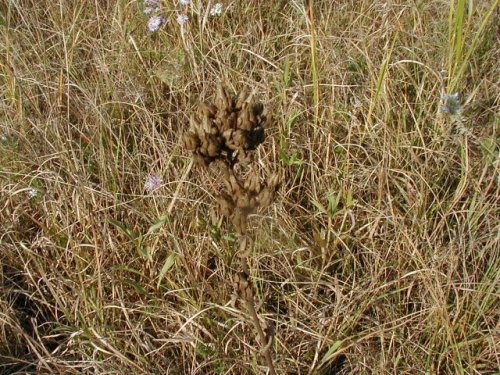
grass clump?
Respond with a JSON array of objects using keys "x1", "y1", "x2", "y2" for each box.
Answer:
[{"x1": 1, "y1": 0, "x2": 498, "y2": 374}]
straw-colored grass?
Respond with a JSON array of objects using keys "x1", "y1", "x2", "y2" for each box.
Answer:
[{"x1": 1, "y1": 1, "x2": 498, "y2": 374}]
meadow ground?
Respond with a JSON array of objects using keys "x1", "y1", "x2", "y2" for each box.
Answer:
[{"x1": 0, "y1": 1, "x2": 499, "y2": 374}]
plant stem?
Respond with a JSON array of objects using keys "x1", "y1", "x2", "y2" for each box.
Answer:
[{"x1": 238, "y1": 237, "x2": 276, "y2": 375}]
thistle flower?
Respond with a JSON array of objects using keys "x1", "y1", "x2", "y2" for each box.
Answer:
[
  {"x1": 176, "y1": 12, "x2": 188, "y2": 27},
  {"x1": 441, "y1": 92, "x2": 460, "y2": 115},
  {"x1": 144, "y1": 175, "x2": 162, "y2": 193},
  {"x1": 148, "y1": 15, "x2": 165, "y2": 31},
  {"x1": 210, "y1": 3, "x2": 223, "y2": 17}
]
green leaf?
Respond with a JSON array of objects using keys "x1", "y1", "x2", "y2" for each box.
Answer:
[
  {"x1": 112, "y1": 265, "x2": 144, "y2": 277},
  {"x1": 479, "y1": 137, "x2": 497, "y2": 165},
  {"x1": 109, "y1": 219, "x2": 136, "y2": 241},
  {"x1": 222, "y1": 233, "x2": 236, "y2": 243},
  {"x1": 123, "y1": 278, "x2": 148, "y2": 295},
  {"x1": 311, "y1": 199, "x2": 327, "y2": 215},
  {"x1": 346, "y1": 188, "x2": 354, "y2": 208},
  {"x1": 157, "y1": 253, "x2": 176, "y2": 289},
  {"x1": 319, "y1": 340, "x2": 344, "y2": 368},
  {"x1": 139, "y1": 246, "x2": 153, "y2": 261},
  {"x1": 209, "y1": 224, "x2": 221, "y2": 241},
  {"x1": 327, "y1": 191, "x2": 340, "y2": 216},
  {"x1": 286, "y1": 112, "x2": 300, "y2": 134},
  {"x1": 146, "y1": 214, "x2": 171, "y2": 237}
]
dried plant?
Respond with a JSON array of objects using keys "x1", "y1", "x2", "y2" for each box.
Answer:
[
  {"x1": 185, "y1": 84, "x2": 279, "y2": 374},
  {"x1": 184, "y1": 85, "x2": 269, "y2": 167},
  {"x1": 185, "y1": 84, "x2": 280, "y2": 234},
  {"x1": 216, "y1": 168, "x2": 280, "y2": 234}
]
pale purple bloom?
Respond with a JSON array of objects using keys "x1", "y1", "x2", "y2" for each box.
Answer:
[
  {"x1": 210, "y1": 3, "x2": 223, "y2": 17},
  {"x1": 144, "y1": 176, "x2": 162, "y2": 193},
  {"x1": 148, "y1": 15, "x2": 165, "y2": 31},
  {"x1": 176, "y1": 13, "x2": 188, "y2": 27},
  {"x1": 144, "y1": 6, "x2": 154, "y2": 14}
]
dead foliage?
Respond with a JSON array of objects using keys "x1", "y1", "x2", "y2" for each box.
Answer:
[{"x1": 185, "y1": 84, "x2": 280, "y2": 234}]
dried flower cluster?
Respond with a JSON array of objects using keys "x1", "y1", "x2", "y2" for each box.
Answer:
[
  {"x1": 218, "y1": 169, "x2": 280, "y2": 233},
  {"x1": 185, "y1": 86, "x2": 269, "y2": 167},
  {"x1": 185, "y1": 84, "x2": 279, "y2": 374},
  {"x1": 185, "y1": 85, "x2": 279, "y2": 233}
]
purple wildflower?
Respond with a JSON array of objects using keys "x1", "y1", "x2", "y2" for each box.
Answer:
[
  {"x1": 176, "y1": 13, "x2": 188, "y2": 27},
  {"x1": 144, "y1": 176, "x2": 162, "y2": 193},
  {"x1": 148, "y1": 15, "x2": 165, "y2": 31}
]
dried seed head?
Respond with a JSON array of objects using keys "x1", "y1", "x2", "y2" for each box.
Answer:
[
  {"x1": 185, "y1": 84, "x2": 279, "y2": 234},
  {"x1": 185, "y1": 84, "x2": 269, "y2": 167},
  {"x1": 211, "y1": 169, "x2": 281, "y2": 234}
]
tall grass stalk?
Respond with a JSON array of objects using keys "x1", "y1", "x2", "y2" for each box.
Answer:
[
  {"x1": 447, "y1": 0, "x2": 499, "y2": 90},
  {"x1": 306, "y1": 0, "x2": 320, "y2": 125}
]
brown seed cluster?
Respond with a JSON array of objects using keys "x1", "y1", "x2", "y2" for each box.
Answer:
[
  {"x1": 184, "y1": 85, "x2": 270, "y2": 167},
  {"x1": 185, "y1": 84, "x2": 279, "y2": 234},
  {"x1": 218, "y1": 169, "x2": 280, "y2": 233}
]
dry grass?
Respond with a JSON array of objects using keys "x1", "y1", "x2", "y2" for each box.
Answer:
[{"x1": 1, "y1": 0, "x2": 499, "y2": 374}]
